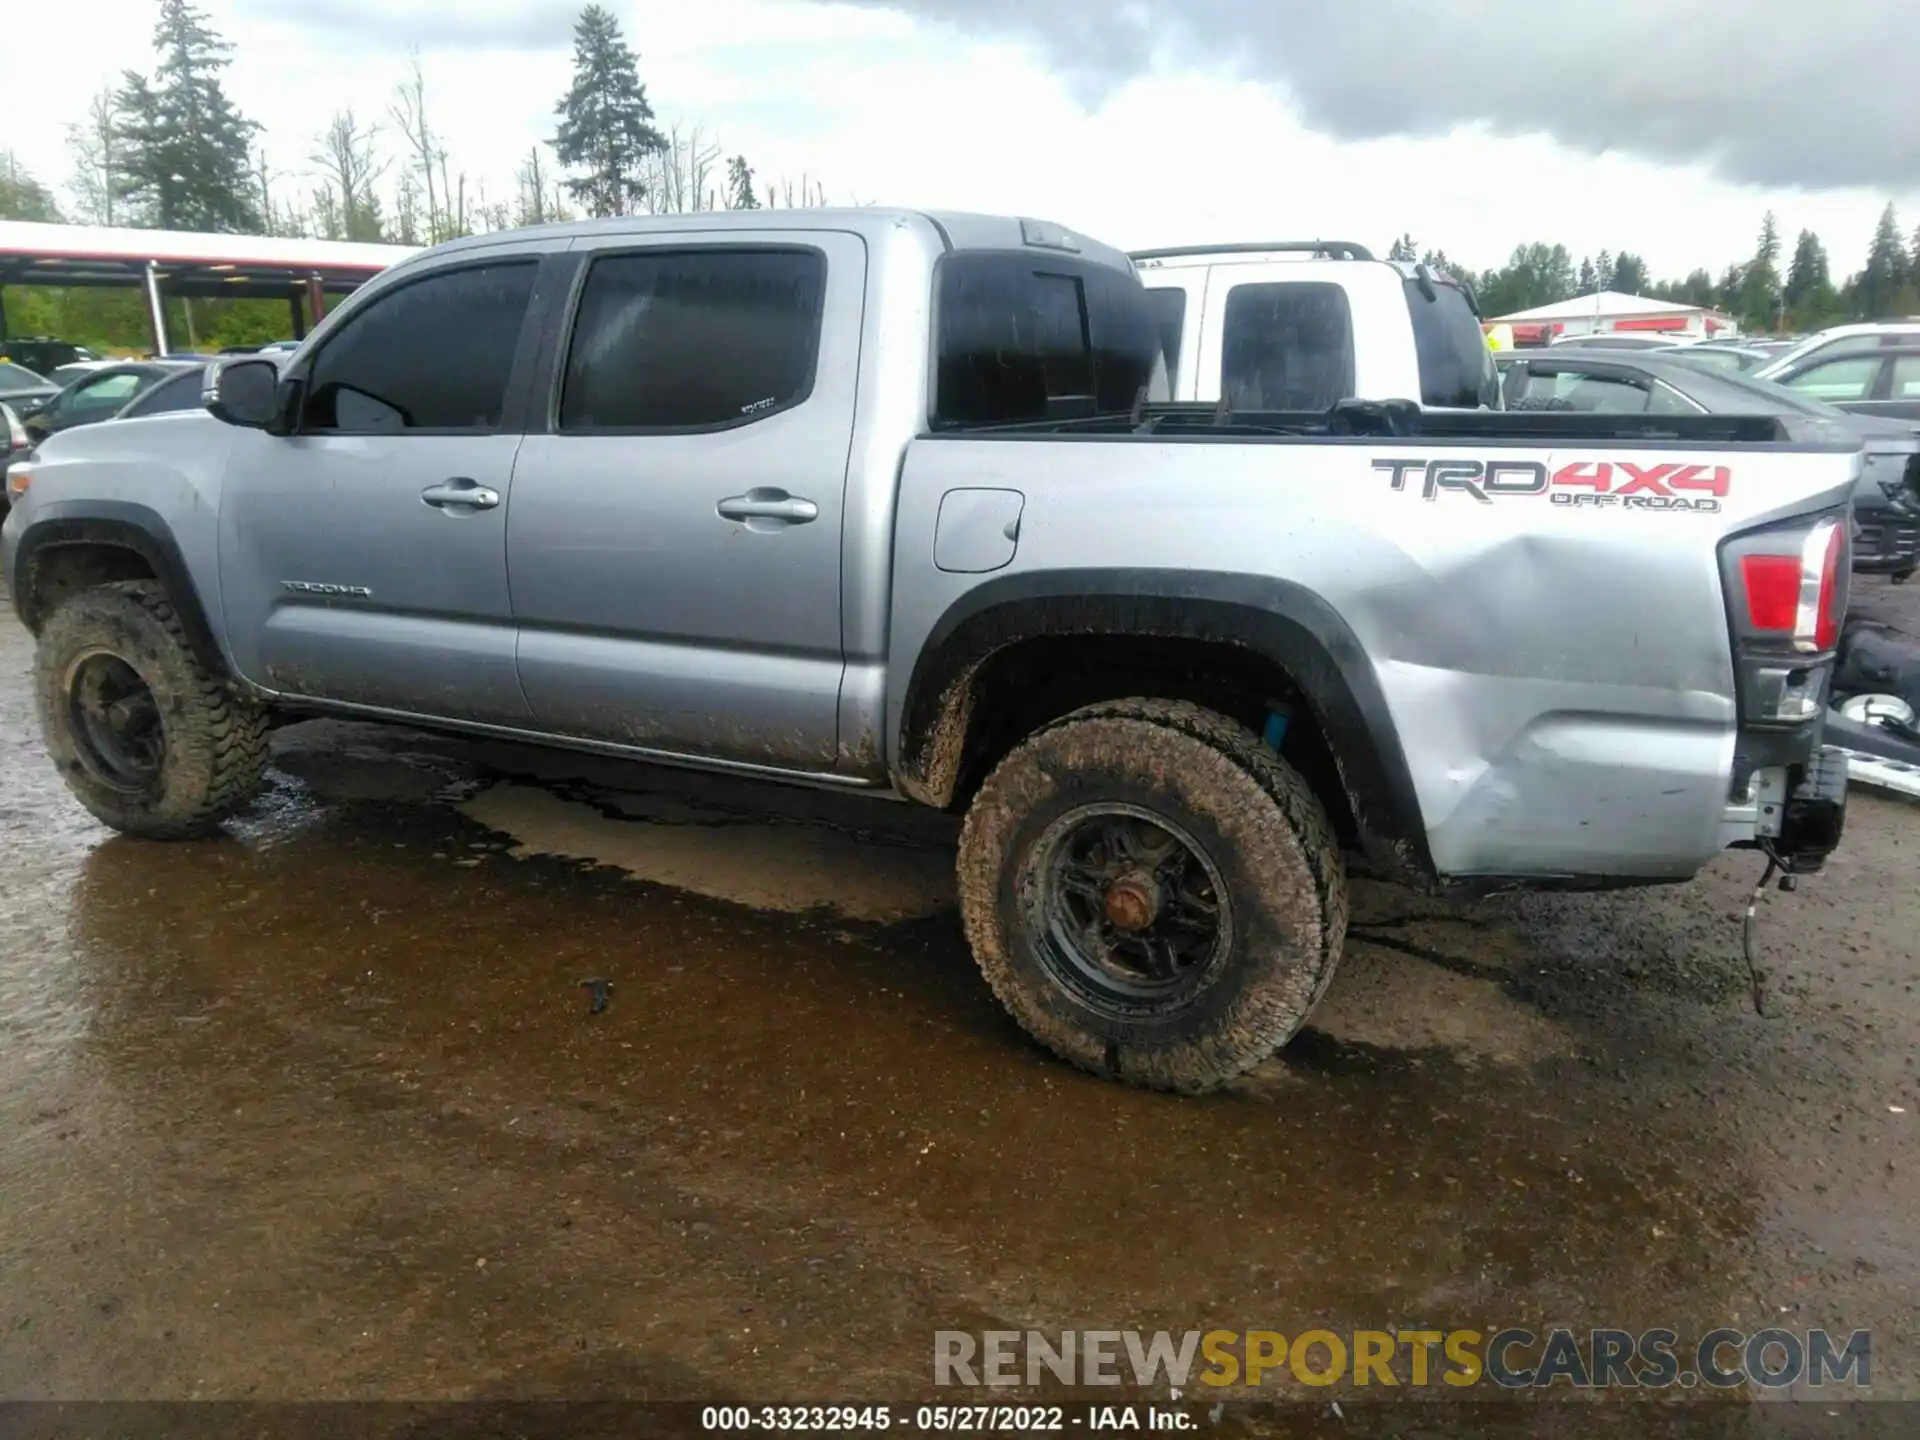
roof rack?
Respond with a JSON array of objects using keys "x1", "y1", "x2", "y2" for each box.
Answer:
[{"x1": 1129, "y1": 240, "x2": 1376, "y2": 263}]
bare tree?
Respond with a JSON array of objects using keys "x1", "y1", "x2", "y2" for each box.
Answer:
[
  {"x1": 65, "y1": 85, "x2": 120, "y2": 225},
  {"x1": 638, "y1": 124, "x2": 720, "y2": 215},
  {"x1": 255, "y1": 149, "x2": 301, "y2": 236},
  {"x1": 766, "y1": 172, "x2": 829, "y2": 209},
  {"x1": 390, "y1": 48, "x2": 444, "y2": 240},
  {"x1": 392, "y1": 169, "x2": 422, "y2": 246},
  {"x1": 312, "y1": 110, "x2": 389, "y2": 242},
  {"x1": 515, "y1": 146, "x2": 571, "y2": 228}
]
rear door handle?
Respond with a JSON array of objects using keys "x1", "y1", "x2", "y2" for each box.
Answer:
[
  {"x1": 716, "y1": 488, "x2": 818, "y2": 526},
  {"x1": 421, "y1": 478, "x2": 500, "y2": 510}
]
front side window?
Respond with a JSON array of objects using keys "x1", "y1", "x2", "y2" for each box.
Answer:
[
  {"x1": 303, "y1": 262, "x2": 537, "y2": 433},
  {"x1": 1782, "y1": 355, "x2": 1882, "y2": 402},
  {"x1": 0, "y1": 361, "x2": 45, "y2": 387},
  {"x1": 933, "y1": 252, "x2": 1158, "y2": 428},
  {"x1": 1888, "y1": 355, "x2": 1920, "y2": 398},
  {"x1": 1222, "y1": 282, "x2": 1356, "y2": 411},
  {"x1": 560, "y1": 248, "x2": 826, "y2": 431},
  {"x1": 1404, "y1": 280, "x2": 1498, "y2": 407}
]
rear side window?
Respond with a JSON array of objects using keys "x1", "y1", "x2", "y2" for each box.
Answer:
[
  {"x1": 1405, "y1": 280, "x2": 1499, "y2": 408},
  {"x1": 304, "y1": 262, "x2": 536, "y2": 433},
  {"x1": 1781, "y1": 355, "x2": 1882, "y2": 402},
  {"x1": 1145, "y1": 287, "x2": 1187, "y2": 393},
  {"x1": 561, "y1": 248, "x2": 827, "y2": 431},
  {"x1": 1221, "y1": 282, "x2": 1356, "y2": 411},
  {"x1": 933, "y1": 252, "x2": 1159, "y2": 427}
]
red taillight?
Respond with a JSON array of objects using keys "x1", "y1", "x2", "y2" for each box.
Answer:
[
  {"x1": 1737, "y1": 519, "x2": 1845, "y2": 653},
  {"x1": 1741, "y1": 554, "x2": 1802, "y2": 633},
  {"x1": 1815, "y1": 522, "x2": 1844, "y2": 650}
]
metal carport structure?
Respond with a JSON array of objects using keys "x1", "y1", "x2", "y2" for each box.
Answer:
[{"x1": 0, "y1": 220, "x2": 419, "y2": 355}]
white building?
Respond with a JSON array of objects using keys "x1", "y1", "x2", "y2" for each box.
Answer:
[{"x1": 1489, "y1": 290, "x2": 1738, "y2": 345}]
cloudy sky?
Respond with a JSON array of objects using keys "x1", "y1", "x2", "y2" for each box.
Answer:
[{"x1": 9, "y1": 0, "x2": 1919, "y2": 279}]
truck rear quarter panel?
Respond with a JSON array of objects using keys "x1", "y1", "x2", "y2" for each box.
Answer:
[{"x1": 889, "y1": 435, "x2": 1858, "y2": 881}]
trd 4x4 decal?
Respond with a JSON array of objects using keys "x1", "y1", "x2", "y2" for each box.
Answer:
[{"x1": 1372, "y1": 458, "x2": 1728, "y2": 512}]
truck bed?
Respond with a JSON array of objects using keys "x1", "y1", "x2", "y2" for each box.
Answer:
[{"x1": 888, "y1": 405, "x2": 1859, "y2": 882}]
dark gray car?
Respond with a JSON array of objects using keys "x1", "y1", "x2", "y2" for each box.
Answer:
[
  {"x1": 1500, "y1": 348, "x2": 1920, "y2": 578},
  {"x1": 0, "y1": 361, "x2": 61, "y2": 416}
]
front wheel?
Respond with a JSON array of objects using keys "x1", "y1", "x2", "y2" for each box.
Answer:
[
  {"x1": 34, "y1": 581, "x2": 271, "y2": 838},
  {"x1": 956, "y1": 699, "x2": 1347, "y2": 1093}
]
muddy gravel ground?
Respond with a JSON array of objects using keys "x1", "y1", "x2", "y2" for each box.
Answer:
[{"x1": 1, "y1": 579, "x2": 1916, "y2": 1433}]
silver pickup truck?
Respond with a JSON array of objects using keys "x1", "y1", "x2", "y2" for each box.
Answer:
[{"x1": 2, "y1": 209, "x2": 1855, "y2": 1092}]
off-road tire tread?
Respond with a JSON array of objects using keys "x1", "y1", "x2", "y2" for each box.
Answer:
[
  {"x1": 35, "y1": 581, "x2": 270, "y2": 838},
  {"x1": 957, "y1": 697, "x2": 1347, "y2": 1093}
]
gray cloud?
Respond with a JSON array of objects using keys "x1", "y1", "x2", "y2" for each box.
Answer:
[
  {"x1": 252, "y1": 0, "x2": 577, "y2": 53},
  {"x1": 830, "y1": 0, "x2": 1920, "y2": 191}
]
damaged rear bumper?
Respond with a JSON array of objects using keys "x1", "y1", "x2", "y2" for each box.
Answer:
[{"x1": 1725, "y1": 742, "x2": 1848, "y2": 873}]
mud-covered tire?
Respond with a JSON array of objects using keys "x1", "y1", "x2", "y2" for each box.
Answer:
[
  {"x1": 33, "y1": 581, "x2": 270, "y2": 838},
  {"x1": 957, "y1": 699, "x2": 1347, "y2": 1093}
]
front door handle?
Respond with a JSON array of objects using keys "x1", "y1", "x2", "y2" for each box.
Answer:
[
  {"x1": 716, "y1": 488, "x2": 818, "y2": 526},
  {"x1": 421, "y1": 478, "x2": 500, "y2": 510}
]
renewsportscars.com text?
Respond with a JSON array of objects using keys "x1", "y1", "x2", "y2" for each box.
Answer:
[{"x1": 934, "y1": 1327, "x2": 1871, "y2": 1391}]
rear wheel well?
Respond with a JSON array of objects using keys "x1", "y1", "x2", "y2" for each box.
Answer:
[{"x1": 923, "y1": 634, "x2": 1360, "y2": 850}]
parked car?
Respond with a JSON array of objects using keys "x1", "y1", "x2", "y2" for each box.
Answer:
[
  {"x1": 1545, "y1": 332, "x2": 1683, "y2": 350},
  {"x1": 0, "y1": 402, "x2": 29, "y2": 523},
  {"x1": 21, "y1": 361, "x2": 201, "y2": 441},
  {"x1": 0, "y1": 360, "x2": 61, "y2": 415},
  {"x1": 0, "y1": 338, "x2": 99, "y2": 374},
  {"x1": 1756, "y1": 323, "x2": 1920, "y2": 421},
  {"x1": 46, "y1": 360, "x2": 117, "y2": 388},
  {"x1": 1130, "y1": 241, "x2": 1500, "y2": 409},
  {"x1": 112, "y1": 364, "x2": 215, "y2": 421},
  {"x1": 5, "y1": 209, "x2": 1853, "y2": 1093},
  {"x1": 1500, "y1": 348, "x2": 1920, "y2": 578},
  {"x1": 1653, "y1": 342, "x2": 1772, "y2": 373}
]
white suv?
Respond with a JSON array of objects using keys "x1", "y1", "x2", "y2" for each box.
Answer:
[{"x1": 1131, "y1": 240, "x2": 1500, "y2": 411}]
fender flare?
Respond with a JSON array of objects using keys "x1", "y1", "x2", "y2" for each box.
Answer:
[
  {"x1": 894, "y1": 569, "x2": 1432, "y2": 881},
  {"x1": 9, "y1": 500, "x2": 228, "y2": 677}
]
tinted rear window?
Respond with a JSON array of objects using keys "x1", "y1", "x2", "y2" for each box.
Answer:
[
  {"x1": 1405, "y1": 279, "x2": 1499, "y2": 408},
  {"x1": 933, "y1": 253, "x2": 1159, "y2": 428},
  {"x1": 1222, "y1": 282, "x2": 1356, "y2": 411}
]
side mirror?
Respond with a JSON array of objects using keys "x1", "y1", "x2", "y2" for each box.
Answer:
[{"x1": 206, "y1": 357, "x2": 286, "y2": 431}]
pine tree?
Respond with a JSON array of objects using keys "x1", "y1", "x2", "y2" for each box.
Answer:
[
  {"x1": 1610, "y1": 253, "x2": 1651, "y2": 295},
  {"x1": 1386, "y1": 233, "x2": 1417, "y2": 262},
  {"x1": 1738, "y1": 212, "x2": 1784, "y2": 332},
  {"x1": 1854, "y1": 203, "x2": 1909, "y2": 319},
  {"x1": 726, "y1": 155, "x2": 760, "y2": 210},
  {"x1": 1593, "y1": 250, "x2": 1613, "y2": 290},
  {"x1": 552, "y1": 5, "x2": 667, "y2": 218},
  {"x1": 114, "y1": 0, "x2": 260, "y2": 232},
  {"x1": 1577, "y1": 256, "x2": 1597, "y2": 293}
]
